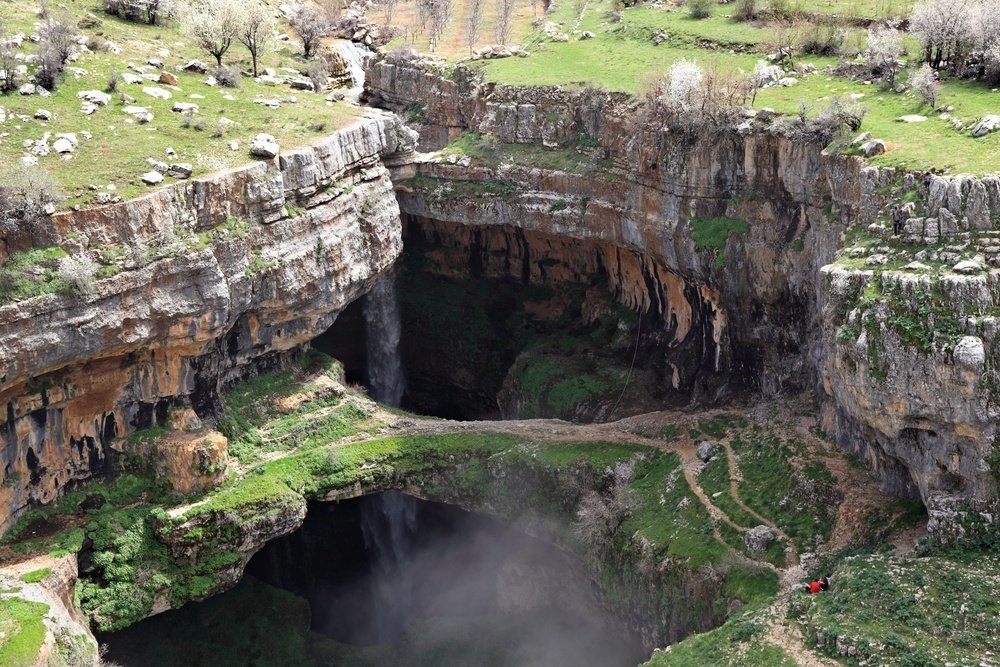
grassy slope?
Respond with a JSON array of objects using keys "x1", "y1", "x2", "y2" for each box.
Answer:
[
  {"x1": 0, "y1": 597, "x2": 50, "y2": 667},
  {"x1": 0, "y1": 0, "x2": 358, "y2": 206},
  {"x1": 470, "y1": 0, "x2": 1000, "y2": 173}
]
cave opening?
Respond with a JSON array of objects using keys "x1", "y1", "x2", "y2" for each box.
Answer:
[
  {"x1": 315, "y1": 215, "x2": 721, "y2": 421},
  {"x1": 99, "y1": 492, "x2": 646, "y2": 667}
]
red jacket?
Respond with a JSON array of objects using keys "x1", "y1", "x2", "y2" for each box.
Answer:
[{"x1": 809, "y1": 580, "x2": 821, "y2": 594}]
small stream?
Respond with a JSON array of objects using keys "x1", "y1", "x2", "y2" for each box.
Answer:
[{"x1": 100, "y1": 493, "x2": 646, "y2": 666}]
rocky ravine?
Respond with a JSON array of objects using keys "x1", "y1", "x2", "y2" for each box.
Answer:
[
  {"x1": 366, "y1": 56, "x2": 1000, "y2": 533},
  {"x1": 0, "y1": 112, "x2": 416, "y2": 534}
]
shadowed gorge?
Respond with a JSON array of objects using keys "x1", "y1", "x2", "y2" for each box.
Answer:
[{"x1": 99, "y1": 492, "x2": 646, "y2": 667}]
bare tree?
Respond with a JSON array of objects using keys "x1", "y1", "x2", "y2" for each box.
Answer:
[
  {"x1": 288, "y1": 2, "x2": 332, "y2": 58},
  {"x1": 35, "y1": 16, "x2": 75, "y2": 90},
  {"x1": 0, "y1": 25, "x2": 20, "y2": 93},
  {"x1": 495, "y1": 0, "x2": 516, "y2": 45},
  {"x1": 380, "y1": 0, "x2": 399, "y2": 23},
  {"x1": 426, "y1": 0, "x2": 453, "y2": 51},
  {"x1": 465, "y1": 0, "x2": 485, "y2": 54},
  {"x1": 237, "y1": 1, "x2": 275, "y2": 77},
  {"x1": 180, "y1": 0, "x2": 241, "y2": 66}
]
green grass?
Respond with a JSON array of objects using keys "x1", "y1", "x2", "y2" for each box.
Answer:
[
  {"x1": 18, "y1": 568, "x2": 51, "y2": 584},
  {"x1": 731, "y1": 431, "x2": 837, "y2": 550},
  {"x1": 0, "y1": 597, "x2": 50, "y2": 667},
  {"x1": 698, "y1": 456, "x2": 759, "y2": 528},
  {"x1": 801, "y1": 552, "x2": 1000, "y2": 665},
  {"x1": 0, "y1": 247, "x2": 71, "y2": 304},
  {"x1": 0, "y1": 0, "x2": 359, "y2": 206}
]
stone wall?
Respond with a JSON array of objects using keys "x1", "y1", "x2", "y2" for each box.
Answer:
[{"x1": 0, "y1": 113, "x2": 415, "y2": 533}]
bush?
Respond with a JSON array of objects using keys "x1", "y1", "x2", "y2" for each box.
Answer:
[
  {"x1": 106, "y1": 68, "x2": 119, "y2": 92},
  {"x1": 35, "y1": 17, "x2": 75, "y2": 91},
  {"x1": 0, "y1": 166, "x2": 64, "y2": 241},
  {"x1": 733, "y1": 0, "x2": 757, "y2": 21},
  {"x1": 104, "y1": 0, "x2": 173, "y2": 25},
  {"x1": 57, "y1": 255, "x2": 98, "y2": 295},
  {"x1": 213, "y1": 65, "x2": 240, "y2": 88},
  {"x1": 910, "y1": 63, "x2": 938, "y2": 107},
  {"x1": 800, "y1": 21, "x2": 844, "y2": 56},
  {"x1": 0, "y1": 42, "x2": 20, "y2": 93},
  {"x1": 688, "y1": 0, "x2": 713, "y2": 18}
]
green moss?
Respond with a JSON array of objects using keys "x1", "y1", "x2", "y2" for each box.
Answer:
[
  {"x1": 0, "y1": 597, "x2": 50, "y2": 667},
  {"x1": 0, "y1": 247, "x2": 72, "y2": 304},
  {"x1": 689, "y1": 217, "x2": 750, "y2": 268},
  {"x1": 18, "y1": 568, "x2": 51, "y2": 584}
]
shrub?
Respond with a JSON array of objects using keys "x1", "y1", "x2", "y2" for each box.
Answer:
[
  {"x1": 0, "y1": 41, "x2": 20, "y2": 93},
  {"x1": 866, "y1": 26, "x2": 902, "y2": 83},
  {"x1": 733, "y1": 0, "x2": 757, "y2": 21},
  {"x1": 104, "y1": 0, "x2": 173, "y2": 25},
  {"x1": 910, "y1": 63, "x2": 938, "y2": 107},
  {"x1": 800, "y1": 21, "x2": 845, "y2": 56},
  {"x1": 688, "y1": 0, "x2": 713, "y2": 18},
  {"x1": 35, "y1": 17, "x2": 75, "y2": 91},
  {"x1": 57, "y1": 255, "x2": 98, "y2": 295},
  {"x1": 213, "y1": 65, "x2": 240, "y2": 88},
  {"x1": 0, "y1": 166, "x2": 64, "y2": 241},
  {"x1": 106, "y1": 68, "x2": 119, "y2": 92}
]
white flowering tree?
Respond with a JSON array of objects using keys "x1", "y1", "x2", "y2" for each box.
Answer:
[
  {"x1": 910, "y1": 0, "x2": 976, "y2": 68},
  {"x1": 866, "y1": 27, "x2": 902, "y2": 83},
  {"x1": 237, "y1": 2, "x2": 276, "y2": 77},
  {"x1": 666, "y1": 58, "x2": 704, "y2": 111},
  {"x1": 180, "y1": 0, "x2": 241, "y2": 66}
]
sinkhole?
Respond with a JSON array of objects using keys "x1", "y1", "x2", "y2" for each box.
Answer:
[{"x1": 99, "y1": 492, "x2": 646, "y2": 667}]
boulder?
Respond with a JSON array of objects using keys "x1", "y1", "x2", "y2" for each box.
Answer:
[
  {"x1": 971, "y1": 114, "x2": 1000, "y2": 137},
  {"x1": 18, "y1": 83, "x2": 35, "y2": 95},
  {"x1": 140, "y1": 170, "x2": 164, "y2": 184},
  {"x1": 952, "y1": 259, "x2": 983, "y2": 274},
  {"x1": 147, "y1": 58, "x2": 164, "y2": 69},
  {"x1": 777, "y1": 77, "x2": 798, "y2": 87},
  {"x1": 953, "y1": 336, "x2": 985, "y2": 370},
  {"x1": 142, "y1": 86, "x2": 172, "y2": 100},
  {"x1": 34, "y1": 109, "x2": 51, "y2": 120},
  {"x1": 250, "y1": 133, "x2": 279, "y2": 158},
  {"x1": 860, "y1": 139, "x2": 886, "y2": 156},
  {"x1": 171, "y1": 102, "x2": 199, "y2": 113},
  {"x1": 146, "y1": 157, "x2": 169, "y2": 173},
  {"x1": 77, "y1": 90, "x2": 111, "y2": 106},
  {"x1": 580, "y1": 30, "x2": 595, "y2": 40},
  {"x1": 167, "y1": 163, "x2": 193, "y2": 178},
  {"x1": 744, "y1": 525, "x2": 775, "y2": 553},
  {"x1": 122, "y1": 105, "x2": 153, "y2": 123},
  {"x1": 896, "y1": 114, "x2": 927, "y2": 123},
  {"x1": 158, "y1": 71, "x2": 178, "y2": 85},
  {"x1": 181, "y1": 60, "x2": 208, "y2": 73},
  {"x1": 121, "y1": 72, "x2": 143, "y2": 85},
  {"x1": 696, "y1": 441, "x2": 716, "y2": 462}
]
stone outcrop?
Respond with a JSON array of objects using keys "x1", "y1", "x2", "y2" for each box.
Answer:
[
  {"x1": 364, "y1": 57, "x2": 1000, "y2": 533},
  {"x1": 0, "y1": 112, "x2": 414, "y2": 533}
]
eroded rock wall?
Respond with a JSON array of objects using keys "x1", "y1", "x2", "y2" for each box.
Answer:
[
  {"x1": 366, "y1": 58, "x2": 1000, "y2": 529},
  {"x1": 0, "y1": 113, "x2": 413, "y2": 533}
]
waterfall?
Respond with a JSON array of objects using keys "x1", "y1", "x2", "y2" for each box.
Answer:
[
  {"x1": 363, "y1": 270, "x2": 405, "y2": 406},
  {"x1": 359, "y1": 492, "x2": 419, "y2": 643},
  {"x1": 333, "y1": 39, "x2": 374, "y2": 104}
]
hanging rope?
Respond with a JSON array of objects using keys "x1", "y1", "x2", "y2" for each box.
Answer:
[{"x1": 608, "y1": 314, "x2": 642, "y2": 421}]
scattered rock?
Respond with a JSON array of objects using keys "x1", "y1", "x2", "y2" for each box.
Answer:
[
  {"x1": 18, "y1": 83, "x2": 36, "y2": 95},
  {"x1": 181, "y1": 60, "x2": 208, "y2": 73},
  {"x1": 171, "y1": 102, "x2": 199, "y2": 113},
  {"x1": 952, "y1": 259, "x2": 983, "y2": 274},
  {"x1": 142, "y1": 86, "x2": 172, "y2": 100},
  {"x1": 76, "y1": 90, "x2": 111, "y2": 106},
  {"x1": 744, "y1": 525, "x2": 775, "y2": 553},
  {"x1": 140, "y1": 170, "x2": 164, "y2": 185},
  {"x1": 253, "y1": 97, "x2": 281, "y2": 108},
  {"x1": 147, "y1": 58, "x2": 165, "y2": 69},
  {"x1": 34, "y1": 109, "x2": 51, "y2": 120},
  {"x1": 122, "y1": 105, "x2": 153, "y2": 123},
  {"x1": 227, "y1": 140, "x2": 239, "y2": 151},
  {"x1": 971, "y1": 114, "x2": 1000, "y2": 137},
  {"x1": 249, "y1": 133, "x2": 279, "y2": 158},
  {"x1": 954, "y1": 336, "x2": 986, "y2": 369},
  {"x1": 121, "y1": 72, "x2": 143, "y2": 85},
  {"x1": 158, "y1": 71, "x2": 178, "y2": 85},
  {"x1": 580, "y1": 30, "x2": 595, "y2": 40},
  {"x1": 696, "y1": 441, "x2": 716, "y2": 462},
  {"x1": 167, "y1": 163, "x2": 193, "y2": 178},
  {"x1": 896, "y1": 114, "x2": 927, "y2": 123},
  {"x1": 777, "y1": 77, "x2": 798, "y2": 87},
  {"x1": 860, "y1": 139, "x2": 886, "y2": 156},
  {"x1": 902, "y1": 261, "x2": 930, "y2": 272}
]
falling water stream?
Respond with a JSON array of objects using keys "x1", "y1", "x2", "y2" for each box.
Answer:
[
  {"x1": 333, "y1": 39, "x2": 375, "y2": 104},
  {"x1": 363, "y1": 271, "x2": 405, "y2": 406}
]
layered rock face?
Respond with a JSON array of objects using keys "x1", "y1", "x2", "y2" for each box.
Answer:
[
  {"x1": 0, "y1": 113, "x2": 413, "y2": 533},
  {"x1": 366, "y1": 58, "x2": 1000, "y2": 530}
]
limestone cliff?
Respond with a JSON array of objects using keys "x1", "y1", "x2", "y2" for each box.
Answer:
[
  {"x1": 365, "y1": 57, "x2": 1000, "y2": 533},
  {"x1": 0, "y1": 112, "x2": 415, "y2": 533}
]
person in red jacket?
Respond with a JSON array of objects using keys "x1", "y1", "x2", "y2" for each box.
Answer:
[{"x1": 809, "y1": 579, "x2": 822, "y2": 594}]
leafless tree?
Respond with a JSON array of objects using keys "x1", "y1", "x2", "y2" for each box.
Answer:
[
  {"x1": 426, "y1": 0, "x2": 453, "y2": 51},
  {"x1": 495, "y1": 0, "x2": 516, "y2": 44},
  {"x1": 0, "y1": 25, "x2": 20, "y2": 93},
  {"x1": 35, "y1": 16, "x2": 75, "y2": 90},
  {"x1": 288, "y1": 2, "x2": 332, "y2": 58},
  {"x1": 380, "y1": 0, "x2": 399, "y2": 23},
  {"x1": 237, "y1": 1, "x2": 275, "y2": 76},
  {"x1": 465, "y1": 0, "x2": 485, "y2": 54}
]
